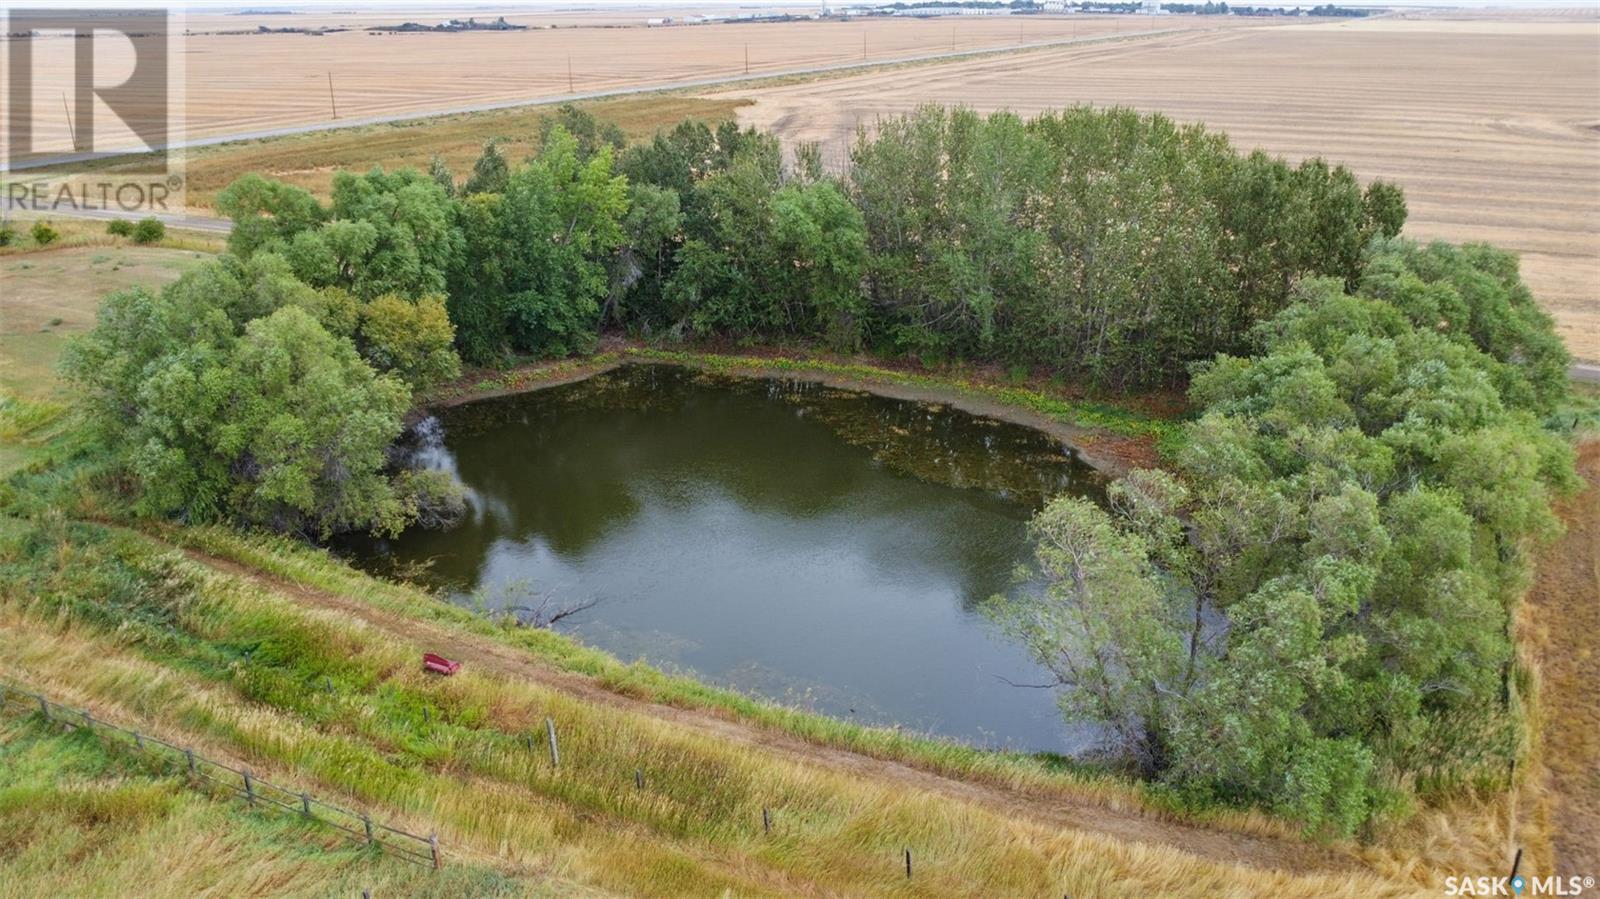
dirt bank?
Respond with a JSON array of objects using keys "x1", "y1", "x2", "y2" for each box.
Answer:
[{"x1": 422, "y1": 346, "x2": 1172, "y2": 475}]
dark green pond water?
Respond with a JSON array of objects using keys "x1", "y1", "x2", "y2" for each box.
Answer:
[{"x1": 346, "y1": 364, "x2": 1108, "y2": 752}]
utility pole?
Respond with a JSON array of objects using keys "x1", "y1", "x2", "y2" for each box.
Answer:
[
  {"x1": 567, "y1": 55, "x2": 575, "y2": 93},
  {"x1": 745, "y1": 42, "x2": 749, "y2": 74},
  {"x1": 862, "y1": 29, "x2": 867, "y2": 60},
  {"x1": 327, "y1": 71, "x2": 338, "y2": 120}
]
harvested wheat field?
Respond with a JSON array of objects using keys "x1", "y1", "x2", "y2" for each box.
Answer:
[
  {"x1": 724, "y1": 17, "x2": 1600, "y2": 361},
  {"x1": 3, "y1": 12, "x2": 1236, "y2": 158}
]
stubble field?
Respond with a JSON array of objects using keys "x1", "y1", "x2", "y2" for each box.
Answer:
[
  {"x1": 722, "y1": 16, "x2": 1600, "y2": 361},
  {"x1": 3, "y1": 12, "x2": 1234, "y2": 154}
]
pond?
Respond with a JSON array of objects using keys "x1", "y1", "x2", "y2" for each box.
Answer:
[{"x1": 344, "y1": 364, "x2": 1109, "y2": 753}]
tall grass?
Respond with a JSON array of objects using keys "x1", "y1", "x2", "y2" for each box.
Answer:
[
  {"x1": 0, "y1": 392, "x2": 67, "y2": 446},
  {"x1": 0, "y1": 519, "x2": 1415, "y2": 897},
  {"x1": 0, "y1": 717, "x2": 531, "y2": 898},
  {"x1": 170, "y1": 521, "x2": 1221, "y2": 820}
]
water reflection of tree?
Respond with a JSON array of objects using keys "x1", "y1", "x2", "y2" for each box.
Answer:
[
  {"x1": 772, "y1": 383, "x2": 1105, "y2": 510},
  {"x1": 376, "y1": 364, "x2": 1108, "y2": 605}
]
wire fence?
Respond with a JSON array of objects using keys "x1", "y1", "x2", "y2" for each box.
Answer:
[
  {"x1": 2, "y1": 682, "x2": 950, "y2": 883},
  {"x1": 0, "y1": 682, "x2": 440, "y2": 870}
]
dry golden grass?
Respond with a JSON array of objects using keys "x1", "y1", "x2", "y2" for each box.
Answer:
[
  {"x1": 1, "y1": 244, "x2": 207, "y2": 335},
  {"x1": 1520, "y1": 440, "x2": 1600, "y2": 872},
  {"x1": 0, "y1": 244, "x2": 208, "y2": 401},
  {"x1": 173, "y1": 95, "x2": 750, "y2": 209},
  {"x1": 723, "y1": 17, "x2": 1600, "y2": 361}
]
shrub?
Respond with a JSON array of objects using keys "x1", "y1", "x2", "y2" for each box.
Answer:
[
  {"x1": 106, "y1": 219, "x2": 135, "y2": 237},
  {"x1": 131, "y1": 217, "x2": 166, "y2": 244},
  {"x1": 29, "y1": 221, "x2": 59, "y2": 245}
]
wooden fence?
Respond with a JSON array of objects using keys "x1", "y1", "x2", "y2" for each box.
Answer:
[{"x1": 0, "y1": 682, "x2": 440, "y2": 870}]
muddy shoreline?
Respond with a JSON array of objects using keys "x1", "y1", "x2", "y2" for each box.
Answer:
[{"x1": 420, "y1": 349, "x2": 1164, "y2": 476}]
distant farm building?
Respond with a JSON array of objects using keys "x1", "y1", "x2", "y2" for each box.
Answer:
[{"x1": 894, "y1": 6, "x2": 1014, "y2": 16}]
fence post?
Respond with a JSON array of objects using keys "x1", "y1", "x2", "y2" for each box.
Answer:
[
  {"x1": 134, "y1": 731, "x2": 144, "y2": 751},
  {"x1": 635, "y1": 768, "x2": 643, "y2": 791},
  {"x1": 762, "y1": 807, "x2": 770, "y2": 834},
  {"x1": 904, "y1": 848, "x2": 912, "y2": 879},
  {"x1": 242, "y1": 769, "x2": 255, "y2": 805},
  {"x1": 300, "y1": 791, "x2": 312, "y2": 817},
  {"x1": 1509, "y1": 847, "x2": 1523, "y2": 884},
  {"x1": 363, "y1": 813, "x2": 374, "y2": 844},
  {"x1": 38, "y1": 695, "x2": 49, "y2": 720},
  {"x1": 430, "y1": 832, "x2": 441, "y2": 870},
  {"x1": 82, "y1": 709, "x2": 93, "y2": 730},
  {"x1": 185, "y1": 747, "x2": 196, "y2": 775},
  {"x1": 545, "y1": 717, "x2": 559, "y2": 768}
]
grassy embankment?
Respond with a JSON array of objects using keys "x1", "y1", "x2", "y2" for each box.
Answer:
[
  {"x1": 0, "y1": 712, "x2": 526, "y2": 898},
  {"x1": 0, "y1": 513, "x2": 1419, "y2": 897}
]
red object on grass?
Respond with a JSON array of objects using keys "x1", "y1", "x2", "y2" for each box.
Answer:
[{"x1": 422, "y1": 653, "x2": 460, "y2": 676}]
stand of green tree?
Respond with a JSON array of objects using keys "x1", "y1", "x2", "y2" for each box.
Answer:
[
  {"x1": 60, "y1": 247, "x2": 463, "y2": 538},
  {"x1": 986, "y1": 241, "x2": 1577, "y2": 836},
  {"x1": 214, "y1": 105, "x2": 1407, "y2": 389},
  {"x1": 48, "y1": 105, "x2": 1578, "y2": 835}
]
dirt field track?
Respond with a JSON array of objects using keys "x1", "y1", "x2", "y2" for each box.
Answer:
[{"x1": 723, "y1": 16, "x2": 1600, "y2": 361}]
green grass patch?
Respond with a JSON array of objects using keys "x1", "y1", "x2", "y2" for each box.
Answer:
[{"x1": 0, "y1": 713, "x2": 525, "y2": 897}]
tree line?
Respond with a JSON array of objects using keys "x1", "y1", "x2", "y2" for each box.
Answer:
[{"x1": 215, "y1": 104, "x2": 1407, "y2": 387}]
